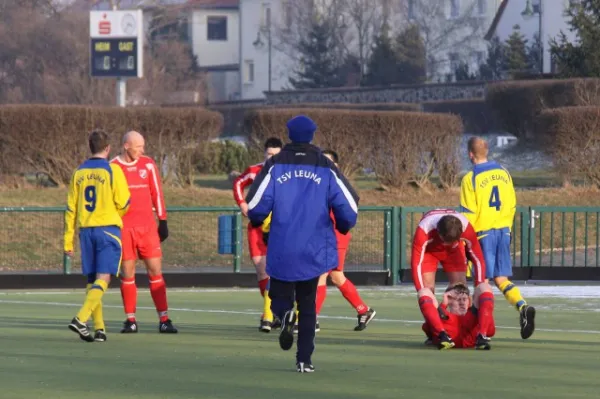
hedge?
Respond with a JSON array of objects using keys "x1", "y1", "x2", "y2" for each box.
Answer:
[
  {"x1": 271, "y1": 102, "x2": 421, "y2": 112},
  {"x1": 244, "y1": 108, "x2": 463, "y2": 188},
  {"x1": 486, "y1": 78, "x2": 600, "y2": 140},
  {"x1": 536, "y1": 106, "x2": 600, "y2": 187},
  {"x1": 0, "y1": 105, "x2": 223, "y2": 186}
]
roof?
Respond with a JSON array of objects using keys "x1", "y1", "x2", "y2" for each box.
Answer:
[
  {"x1": 485, "y1": 0, "x2": 509, "y2": 40},
  {"x1": 186, "y1": 0, "x2": 239, "y2": 9}
]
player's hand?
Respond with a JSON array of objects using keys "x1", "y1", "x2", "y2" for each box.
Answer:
[
  {"x1": 64, "y1": 250, "x2": 74, "y2": 257},
  {"x1": 158, "y1": 220, "x2": 169, "y2": 242},
  {"x1": 262, "y1": 232, "x2": 269, "y2": 246},
  {"x1": 240, "y1": 202, "x2": 249, "y2": 217}
]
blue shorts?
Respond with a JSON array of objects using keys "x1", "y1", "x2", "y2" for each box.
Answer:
[
  {"x1": 79, "y1": 226, "x2": 122, "y2": 277},
  {"x1": 478, "y1": 228, "x2": 512, "y2": 279}
]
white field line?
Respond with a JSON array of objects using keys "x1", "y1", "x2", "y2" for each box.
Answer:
[{"x1": 1, "y1": 298, "x2": 600, "y2": 335}]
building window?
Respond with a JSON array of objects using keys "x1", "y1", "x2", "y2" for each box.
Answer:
[
  {"x1": 207, "y1": 16, "x2": 227, "y2": 41},
  {"x1": 282, "y1": 1, "x2": 293, "y2": 29},
  {"x1": 261, "y1": 3, "x2": 272, "y2": 30},
  {"x1": 449, "y1": 52, "x2": 460, "y2": 71},
  {"x1": 408, "y1": 0, "x2": 416, "y2": 19},
  {"x1": 450, "y1": 0, "x2": 460, "y2": 18},
  {"x1": 244, "y1": 60, "x2": 254, "y2": 84},
  {"x1": 471, "y1": 51, "x2": 485, "y2": 67},
  {"x1": 477, "y1": 0, "x2": 486, "y2": 15}
]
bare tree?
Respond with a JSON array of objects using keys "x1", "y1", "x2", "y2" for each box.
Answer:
[{"x1": 390, "y1": 0, "x2": 485, "y2": 80}]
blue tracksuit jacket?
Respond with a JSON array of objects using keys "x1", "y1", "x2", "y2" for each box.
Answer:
[{"x1": 245, "y1": 143, "x2": 359, "y2": 282}]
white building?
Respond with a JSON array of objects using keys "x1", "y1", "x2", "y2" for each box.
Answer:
[
  {"x1": 485, "y1": 0, "x2": 577, "y2": 74},
  {"x1": 239, "y1": 0, "x2": 295, "y2": 100},
  {"x1": 187, "y1": 0, "x2": 241, "y2": 102},
  {"x1": 238, "y1": 0, "x2": 504, "y2": 100}
]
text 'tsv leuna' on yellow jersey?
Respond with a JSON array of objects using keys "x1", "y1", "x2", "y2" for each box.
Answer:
[
  {"x1": 459, "y1": 160, "x2": 516, "y2": 233},
  {"x1": 64, "y1": 157, "x2": 131, "y2": 252}
]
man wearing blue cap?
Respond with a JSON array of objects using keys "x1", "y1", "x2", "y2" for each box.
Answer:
[{"x1": 245, "y1": 115, "x2": 360, "y2": 373}]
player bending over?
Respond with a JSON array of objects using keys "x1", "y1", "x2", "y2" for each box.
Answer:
[
  {"x1": 65, "y1": 129, "x2": 131, "y2": 342},
  {"x1": 233, "y1": 137, "x2": 283, "y2": 332},
  {"x1": 460, "y1": 136, "x2": 535, "y2": 339},
  {"x1": 111, "y1": 131, "x2": 177, "y2": 334},
  {"x1": 411, "y1": 209, "x2": 486, "y2": 348},
  {"x1": 313, "y1": 150, "x2": 375, "y2": 332},
  {"x1": 421, "y1": 282, "x2": 495, "y2": 350}
]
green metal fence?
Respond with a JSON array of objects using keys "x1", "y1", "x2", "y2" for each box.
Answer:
[{"x1": 1, "y1": 206, "x2": 600, "y2": 283}]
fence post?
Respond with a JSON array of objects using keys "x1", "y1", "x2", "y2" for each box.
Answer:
[
  {"x1": 391, "y1": 206, "x2": 401, "y2": 285},
  {"x1": 520, "y1": 207, "x2": 530, "y2": 266},
  {"x1": 233, "y1": 212, "x2": 242, "y2": 273},
  {"x1": 383, "y1": 209, "x2": 392, "y2": 272}
]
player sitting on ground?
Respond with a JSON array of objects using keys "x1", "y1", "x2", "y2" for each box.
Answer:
[
  {"x1": 312, "y1": 150, "x2": 375, "y2": 332},
  {"x1": 411, "y1": 209, "x2": 486, "y2": 348},
  {"x1": 421, "y1": 282, "x2": 495, "y2": 350},
  {"x1": 233, "y1": 137, "x2": 283, "y2": 332}
]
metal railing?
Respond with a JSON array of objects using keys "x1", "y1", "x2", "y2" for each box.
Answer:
[{"x1": 1, "y1": 206, "x2": 599, "y2": 284}]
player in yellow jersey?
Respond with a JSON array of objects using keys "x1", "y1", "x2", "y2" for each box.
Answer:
[
  {"x1": 459, "y1": 137, "x2": 535, "y2": 339},
  {"x1": 64, "y1": 129, "x2": 131, "y2": 342}
]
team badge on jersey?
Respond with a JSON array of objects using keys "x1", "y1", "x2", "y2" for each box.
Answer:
[{"x1": 139, "y1": 169, "x2": 147, "y2": 179}]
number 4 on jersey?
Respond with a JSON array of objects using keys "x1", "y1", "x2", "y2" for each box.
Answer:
[{"x1": 489, "y1": 185, "x2": 501, "y2": 211}]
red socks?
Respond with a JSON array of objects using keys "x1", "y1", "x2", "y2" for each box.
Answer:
[
  {"x1": 149, "y1": 274, "x2": 169, "y2": 323},
  {"x1": 418, "y1": 296, "x2": 445, "y2": 336},
  {"x1": 477, "y1": 292, "x2": 495, "y2": 336},
  {"x1": 316, "y1": 285, "x2": 327, "y2": 314},
  {"x1": 258, "y1": 278, "x2": 269, "y2": 297},
  {"x1": 120, "y1": 276, "x2": 137, "y2": 321},
  {"x1": 338, "y1": 280, "x2": 368, "y2": 314}
]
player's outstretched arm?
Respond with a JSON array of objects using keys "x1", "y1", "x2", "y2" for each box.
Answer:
[
  {"x1": 63, "y1": 173, "x2": 78, "y2": 255},
  {"x1": 246, "y1": 160, "x2": 275, "y2": 227},
  {"x1": 328, "y1": 165, "x2": 359, "y2": 235},
  {"x1": 146, "y1": 159, "x2": 168, "y2": 241},
  {"x1": 233, "y1": 166, "x2": 255, "y2": 217},
  {"x1": 110, "y1": 164, "x2": 131, "y2": 218}
]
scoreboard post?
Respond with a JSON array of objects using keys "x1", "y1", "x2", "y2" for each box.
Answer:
[{"x1": 89, "y1": 10, "x2": 144, "y2": 107}]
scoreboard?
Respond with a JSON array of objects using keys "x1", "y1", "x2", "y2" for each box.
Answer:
[
  {"x1": 90, "y1": 38, "x2": 139, "y2": 77},
  {"x1": 89, "y1": 11, "x2": 143, "y2": 78}
]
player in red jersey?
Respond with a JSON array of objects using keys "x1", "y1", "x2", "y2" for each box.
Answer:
[
  {"x1": 411, "y1": 209, "x2": 486, "y2": 348},
  {"x1": 420, "y1": 282, "x2": 495, "y2": 350},
  {"x1": 312, "y1": 150, "x2": 376, "y2": 332},
  {"x1": 111, "y1": 131, "x2": 177, "y2": 334},
  {"x1": 232, "y1": 137, "x2": 283, "y2": 332}
]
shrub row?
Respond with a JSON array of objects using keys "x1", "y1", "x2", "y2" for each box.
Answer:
[
  {"x1": 536, "y1": 106, "x2": 600, "y2": 187},
  {"x1": 244, "y1": 108, "x2": 463, "y2": 188},
  {"x1": 0, "y1": 105, "x2": 223, "y2": 186},
  {"x1": 486, "y1": 78, "x2": 600, "y2": 140}
]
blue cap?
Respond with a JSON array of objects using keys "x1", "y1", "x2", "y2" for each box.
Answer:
[{"x1": 287, "y1": 115, "x2": 317, "y2": 143}]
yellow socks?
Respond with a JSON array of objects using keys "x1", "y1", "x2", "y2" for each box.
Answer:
[
  {"x1": 85, "y1": 283, "x2": 105, "y2": 331},
  {"x1": 263, "y1": 290, "x2": 273, "y2": 322},
  {"x1": 498, "y1": 280, "x2": 527, "y2": 311},
  {"x1": 77, "y1": 279, "x2": 108, "y2": 324}
]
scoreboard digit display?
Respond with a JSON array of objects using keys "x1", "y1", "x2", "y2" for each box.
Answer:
[
  {"x1": 89, "y1": 10, "x2": 143, "y2": 78},
  {"x1": 90, "y1": 38, "x2": 139, "y2": 77}
]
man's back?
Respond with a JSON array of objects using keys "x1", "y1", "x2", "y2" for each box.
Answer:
[
  {"x1": 247, "y1": 143, "x2": 359, "y2": 282},
  {"x1": 460, "y1": 160, "x2": 516, "y2": 232},
  {"x1": 67, "y1": 158, "x2": 130, "y2": 229}
]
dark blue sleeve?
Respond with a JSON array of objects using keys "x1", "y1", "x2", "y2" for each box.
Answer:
[
  {"x1": 246, "y1": 159, "x2": 275, "y2": 228},
  {"x1": 328, "y1": 166, "x2": 359, "y2": 234}
]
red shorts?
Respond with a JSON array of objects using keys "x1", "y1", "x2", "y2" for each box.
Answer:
[
  {"x1": 412, "y1": 248, "x2": 467, "y2": 290},
  {"x1": 332, "y1": 247, "x2": 348, "y2": 272},
  {"x1": 247, "y1": 223, "x2": 267, "y2": 258},
  {"x1": 423, "y1": 309, "x2": 495, "y2": 348},
  {"x1": 122, "y1": 226, "x2": 162, "y2": 261}
]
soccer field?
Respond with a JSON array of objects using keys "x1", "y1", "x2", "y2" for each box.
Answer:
[{"x1": 1, "y1": 285, "x2": 599, "y2": 399}]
